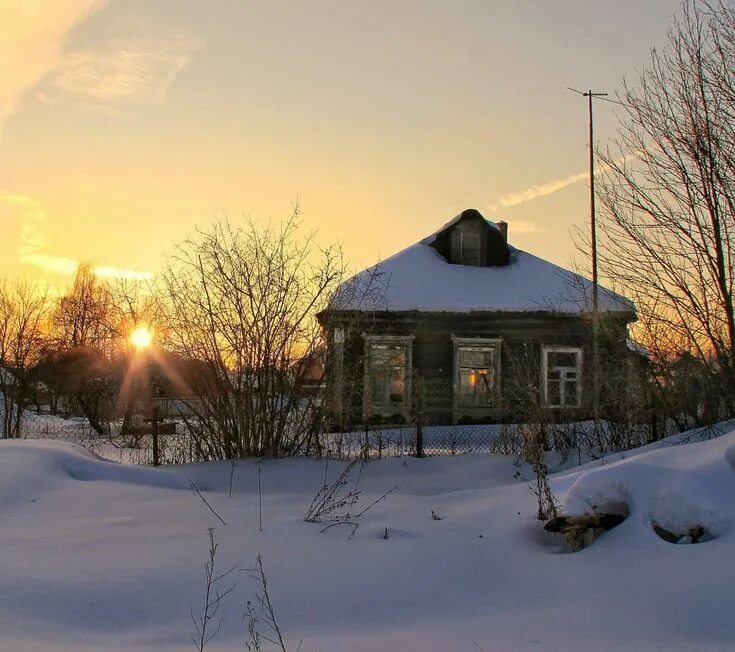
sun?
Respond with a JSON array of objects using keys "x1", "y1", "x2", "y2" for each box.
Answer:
[{"x1": 129, "y1": 325, "x2": 154, "y2": 351}]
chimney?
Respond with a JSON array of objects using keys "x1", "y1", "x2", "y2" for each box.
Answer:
[{"x1": 496, "y1": 220, "x2": 508, "y2": 243}]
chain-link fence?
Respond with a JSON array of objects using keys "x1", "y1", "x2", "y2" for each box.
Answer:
[
  {"x1": 316, "y1": 422, "x2": 524, "y2": 459},
  {"x1": 18, "y1": 389, "x2": 662, "y2": 465}
]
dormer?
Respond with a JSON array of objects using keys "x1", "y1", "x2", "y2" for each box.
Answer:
[{"x1": 428, "y1": 208, "x2": 510, "y2": 267}]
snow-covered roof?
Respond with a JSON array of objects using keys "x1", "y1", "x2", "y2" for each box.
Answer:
[{"x1": 331, "y1": 211, "x2": 634, "y2": 315}]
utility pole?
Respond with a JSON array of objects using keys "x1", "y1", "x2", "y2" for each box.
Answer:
[{"x1": 568, "y1": 87, "x2": 607, "y2": 425}]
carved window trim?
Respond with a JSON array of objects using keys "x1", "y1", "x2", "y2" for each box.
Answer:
[
  {"x1": 542, "y1": 346, "x2": 583, "y2": 408},
  {"x1": 452, "y1": 336, "x2": 502, "y2": 409},
  {"x1": 362, "y1": 334, "x2": 414, "y2": 419}
]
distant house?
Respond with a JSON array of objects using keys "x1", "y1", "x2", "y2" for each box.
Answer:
[
  {"x1": 291, "y1": 347, "x2": 327, "y2": 398},
  {"x1": 318, "y1": 208, "x2": 637, "y2": 429}
]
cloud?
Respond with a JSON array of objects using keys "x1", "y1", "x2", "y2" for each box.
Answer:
[
  {"x1": 490, "y1": 170, "x2": 589, "y2": 211},
  {"x1": 489, "y1": 150, "x2": 645, "y2": 213},
  {"x1": 51, "y1": 30, "x2": 203, "y2": 106},
  {"x1": 0, "y1": 0, "x2": 104, "y2": 135},
  {"x1": 0, "y1": 194, "x2": 153, "y2": 281},
  {"x1": 20, "y1": 252, "x2": 80, "y2": 276}
]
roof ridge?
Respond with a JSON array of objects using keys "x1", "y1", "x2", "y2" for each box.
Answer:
[{"x1": 420, "y1": 208, "x2": 499, "y2": 245}]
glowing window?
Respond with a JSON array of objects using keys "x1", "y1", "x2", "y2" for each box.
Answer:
[
  {"x1": 369, "y1": 341, "x2": 409, "y2": 406},
  {"x1": 454, "y1": 340, "x2": 500, "y2": 407}
]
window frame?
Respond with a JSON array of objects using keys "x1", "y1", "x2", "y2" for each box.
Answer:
[
  {"x1": 459, "y1": 230, "x2": 482, "y2": 265},
  {"x1": 452, "y1": 336, "x2": 502, "y2": 411},
  {"x1": 362, "y1": 334, "x2": 414, "y2": 419},
  {"x1": 450, "y1": 225, "x2": 485, "y2": 266},
  {"x1": 542, "y1": 345, "x2": 583, "y2": 408}
]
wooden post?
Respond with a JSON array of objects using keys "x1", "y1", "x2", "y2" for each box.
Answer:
[
  {"x1": 568, "y1": 87, "x2": 607, "y2": 426},
  {"x1": 152, "y1": 404, "x2": 160, "y2": 467},
  {"x1": 588, "y1": 89, "x2": 601, "y2": 428},
  {"x1": 414, "y1": 371, "x2": 424, "y2": 458}
]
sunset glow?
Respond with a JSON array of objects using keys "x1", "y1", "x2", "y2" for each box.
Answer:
[
  {"x1": 129, "y1": 325, "x2": 153, "y2": 351},
  {"x1": 0, "y1": 3, "x2": 726, "y2": 651},
  {"x1": 0, "y1": 1, "x2": 682, "y2": 287}
]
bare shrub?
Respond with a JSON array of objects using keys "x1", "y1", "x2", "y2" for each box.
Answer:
[
  {"x1": 244, "y1": 555, "x2": 293, "y2": 652},
  {"x1": 159, "y1": 209, "x2": 345, "y2": 459},
  {"x1": 192, "y1": 528, "x2": 237, "y2": 652},
  {"x1": 304, "y1": 458, "x2": 402, "y2": 538},
  {"x1": 304, "y1": 459, "x2": 363, "y2": 523}
]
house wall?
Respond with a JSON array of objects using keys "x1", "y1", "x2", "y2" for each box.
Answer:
[{"x1": 322, "y1": 310, "x2": 632, "y2": 428}]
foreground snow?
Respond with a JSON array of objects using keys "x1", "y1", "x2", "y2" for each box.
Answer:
[{"x1": 1, "y1": 428, "x2": 734, "y2": 651}]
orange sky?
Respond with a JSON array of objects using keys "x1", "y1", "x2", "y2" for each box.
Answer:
[{"x1": 0, "y1": 0, "x2": 682, "y2": 288}]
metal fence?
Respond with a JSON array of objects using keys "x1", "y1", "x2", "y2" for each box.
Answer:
[
  {"x1": 319, "y1": 423, "x2": 523, "y2": 459},
  {"x1": 20, "y1": 409, "x2": 659, "y2": 465}
]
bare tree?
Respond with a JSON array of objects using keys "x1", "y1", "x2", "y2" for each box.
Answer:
[
  {"x1": 594, "y1": 0, "x2": 735, "y2": 418},
  {"x1": 41, "y1": 265, "x2": 160, "y2": 436},
  {"x1": 40, "y1": 264, "x2": 121, "y2": 433},
  {"x1": 52, "y1": 264, "x2": 115, "y2": 351},
  {"x1": 159, "y1": 209, "x2": 346, "y2": 459},
  {"x1": 0, "y1": 280, "x2": 48, "y2": 438},
  {"x1": 32, "y1": 345, "x2": 117, "y2": 434}
]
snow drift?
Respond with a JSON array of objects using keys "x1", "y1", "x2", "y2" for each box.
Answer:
[{"x1": 1, "y1": 427, "x2": 735, "y2": 651}]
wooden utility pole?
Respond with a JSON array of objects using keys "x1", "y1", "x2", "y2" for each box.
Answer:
[{"x1": 569, "y1": 87, "x2": 607, "y2": 423}]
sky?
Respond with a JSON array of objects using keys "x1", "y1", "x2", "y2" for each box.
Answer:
[{"x1": 0, "y1": 0, "x2": 684, "y2": 287}]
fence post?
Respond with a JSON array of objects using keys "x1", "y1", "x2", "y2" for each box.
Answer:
[
  {"x1": 413, "y1": 371, "x2": 424, "y2": 458},
  {"x1": 152, "y1": 405, "x2": 160, "y2": 467},
  {"x1": 416, "y1": 421, "x2": 424, "y2": 458}
]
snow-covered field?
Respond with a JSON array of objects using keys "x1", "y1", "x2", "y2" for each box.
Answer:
[{"x1": 1, "y1": 425, "x2": 734, "y2": 651}]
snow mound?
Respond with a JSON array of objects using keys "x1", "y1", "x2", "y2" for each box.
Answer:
[
  {"x1": 557, "y1": 430, "x2": 735, "y2": 546},
  {"x1": 0, "y1": 440, "x2": 187, "y2": 512}
]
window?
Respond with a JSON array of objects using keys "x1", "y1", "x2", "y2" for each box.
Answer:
[
  {"x1": 365, "y1": 337, "x2": 412, "y2": 411},
  {"x1": 453, "y1": 338, "x2": 500, "y2": 408},
  {"x1": 543, "y1": 347, "x2": 582, "y2": 408},
  {"x1": 451, "y1": 228, "x2": 483, "y2": 265},
  {"x1": 460, "y1": 231, "x2": 481, "y2": 265}
]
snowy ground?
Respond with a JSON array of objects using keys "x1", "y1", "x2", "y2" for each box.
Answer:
[{"x1": 2, "y1": 425, "x2": 734, "y2": 651}]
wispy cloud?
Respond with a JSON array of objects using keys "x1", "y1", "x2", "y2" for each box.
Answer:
[
  {"x1": 0, "y1": 1, "x2": 104, "y2": 136},
  {"x1": 1, "y1": 194, "x2": 153, "y2": 281},
  {"x1": 51, "y1": 30, "x2": 203, "y2": 106},
  {"x1": 489, "y1": 170, "x2": 589, "y2": 211},
  {"x1": 489, "y1": 150, "x2": 644, "y2": 213}
]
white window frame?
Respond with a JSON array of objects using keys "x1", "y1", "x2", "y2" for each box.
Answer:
[
  {"x1": 542, "y1": 346, "x2": 583, "y2": 408},
  {"x1": 330, "y1": 324, "x2": 346, "y2": 421},
  {"x1": 362, "y1": 334, "x2": 414, "y2": 418},
  {"x1": 452, "y1": 337, "x2": 502, "y2": 409}
]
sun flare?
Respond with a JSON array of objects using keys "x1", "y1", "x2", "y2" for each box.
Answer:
[{"x1": 129, "y1": 325, "x2": 154, "y2": 351}]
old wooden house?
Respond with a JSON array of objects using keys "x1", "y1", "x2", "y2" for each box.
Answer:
[{"x1": 318, "y1": 209, "x2": 637, "y2": 429}]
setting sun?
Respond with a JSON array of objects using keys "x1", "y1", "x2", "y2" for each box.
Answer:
[{"x1": 129, "y1": 325, "x2": 153, "y2": 351}]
